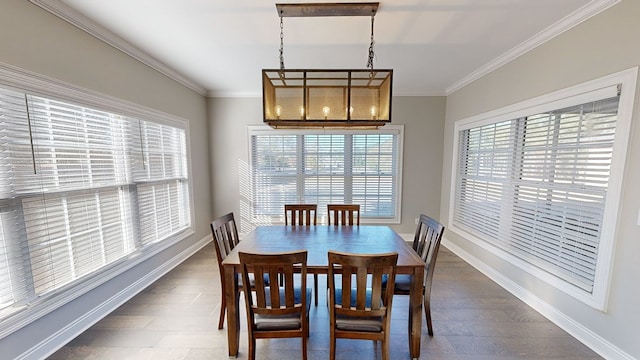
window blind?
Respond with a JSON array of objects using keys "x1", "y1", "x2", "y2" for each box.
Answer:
[
  {"x1": 135, "y1": 121, "x2": 190, "y2": 246},
  {"x1": 252, "y1": 135, "x2": 299, "y2": 216},
  {"x1": 454, "y1": 94, "x2": 620, "y2": 292},
  {"x1": 0, "y1": 85, "x2": 190, "y2": 319},
  {"x1": 303, "y1": 134, "x2": 348, "y2": 207},
  {"x1": 250, "y1": 128, "x2": 402, "y2": 222},
  {"x1": 352, "y1": 134, "x2": 397, "y2": 217}
]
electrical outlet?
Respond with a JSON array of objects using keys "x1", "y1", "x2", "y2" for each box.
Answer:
[
  {"x1": 415, "y1": 217, "x2": 419, "y2": 225},
  {"x1": 637, "y1": 208, "x2": 640, "y2": 226}
]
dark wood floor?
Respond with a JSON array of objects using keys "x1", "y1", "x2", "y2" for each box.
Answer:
[{"x1": 48, "y1": 241, "x2": 602, "y2": 360}]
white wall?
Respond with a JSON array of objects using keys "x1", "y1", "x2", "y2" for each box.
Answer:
[
  {"x1": 208, "y1": 96, "x2": 446, "y2": 235},
  {"x1": 442, "y1": 1, "x2": 640, "y2": 358},
  {"x1": 0, "y1": 1, "x2": 211, "y2": 358}
]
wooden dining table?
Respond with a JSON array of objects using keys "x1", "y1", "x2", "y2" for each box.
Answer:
[{"x1": 222, "y1": 225, "x2": 426, "y2": 359}]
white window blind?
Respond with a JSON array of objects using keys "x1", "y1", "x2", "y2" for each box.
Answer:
[
  {"x1": 454, "y1": 91, "x2": 620, "y2": 293},
  {"x1": 0, "y1": 84, "x2": 190, "y2": 319},
  {"x1": 135, "y1": 122, "x2": 190, "y2": 246},
  {"x1": 250, "y1": 127, "x2": 402, "y2": 222}
]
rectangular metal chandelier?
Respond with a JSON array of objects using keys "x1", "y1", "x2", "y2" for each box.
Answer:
[
  {"x1": 263, "y1": 3, "x2": 392, "y2": 128},
  {"x1": 263, "y1": 68, "x2": 392, "y2": 128}
]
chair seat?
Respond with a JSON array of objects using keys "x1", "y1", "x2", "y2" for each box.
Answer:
[
  {"x1": 381, "y1": 273, "x2": 416, "y2": 293},
  {"x1": 333, "y1": 288, "x2": 383, "y2": 332},
  {"x1": 254, "y1": 287, "x2": 312, "y2": 331},
  {"x1": 240, "y1": 273, "x2": 271, "y2": 288},
  {"x1": 335, "y1": 315, "x2": 383, "y2": 332},
  {"x1": 393, "y1": 274, "x2": 412, "y2": 292}
]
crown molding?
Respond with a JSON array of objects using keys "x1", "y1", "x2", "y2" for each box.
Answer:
[
  {"x1": 445, "y1": 0, "x2": 621, "y2": 95},
  {"x1": 29, "y1": 0, "x2": 208, "y2": 96},
  {"x1": 207, "y1": 90, "x2": 262, "y2": 98}
]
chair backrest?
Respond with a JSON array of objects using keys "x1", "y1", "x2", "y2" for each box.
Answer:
[
  {"x1": 210, "y1": 212, "x2": 240, "y2": 272},
  {"x1": 327, "y1": 204, "x2": 360, "y2": 226},
  {"x1": 412, "y1": 214, "x2": 445, "y2": 289},
  {"x1": 328, "y1": 251, "x2": 398, "y2": 324},
  {"x1": 284, "y1": 204, "x2": 317, "y2": 225},
  {"x1": 239, "y1": 251, "x2": 308, "y2": 323}
]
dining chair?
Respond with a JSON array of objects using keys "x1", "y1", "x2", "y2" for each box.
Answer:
[
  {"x1": 210, "y1": 213, "x2": 240, "y2": 329},
  {"x1": 327, "y1": 204, "x2": 360, "y2": 226},
  {"x1": 327, "y1": 250, "x2": 398, "y2": 360},
  {"x1": 211, "y1": 212, "x2": 267, "y2": 329},
  {"x1": 284, "y1": 204, "x2": 317, "y2": 225},
  {"x1": 394, "y1": 213, "x2": 445, "y2": 336},
  {"x1": 284, "y1": 204, "x2": 319, "y2": 306},
  {"x1": 239, "y1": 250, "x2": 311, "y2": 360}
]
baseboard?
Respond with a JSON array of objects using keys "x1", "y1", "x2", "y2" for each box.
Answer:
[
  {"x1": 17, "y1": 235, "x2": 211, "y2": 360},
  {"x1": 442, "y1": 238, "x2": 635, "y2": 360}
]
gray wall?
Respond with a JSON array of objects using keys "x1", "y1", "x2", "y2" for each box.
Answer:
[
  {"x1": 8, "y1": 0, "x2": 635, "y2": 357},
  {"x1": 0, "y1": 1, "x2": 211, "y2": 358},
  {"x1": 442, "y1": 1, "x2": 640, "y2": 358},
  {"x1": 208, "y1": 96, "x2": 446, "y2": 235}
]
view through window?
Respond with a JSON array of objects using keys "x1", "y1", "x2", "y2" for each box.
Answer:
[{"x1": 249, "y1": 126, "x2": 403, "y2": 223}]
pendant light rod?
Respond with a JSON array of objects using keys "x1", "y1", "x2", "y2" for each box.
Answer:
[{"x1": 275, "y1": 2, "x2": 378, "y2": 17}]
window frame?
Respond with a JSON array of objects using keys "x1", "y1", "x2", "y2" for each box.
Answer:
[
  {"x1": 247, "y1": 125, "x2": 404, "y2": 224},
  {"x1": 448, "y1": 68, "x2": 637, "y2": 310},
  {"x1": 0, "y1": 64, "x2": 195, "y2": 335}
]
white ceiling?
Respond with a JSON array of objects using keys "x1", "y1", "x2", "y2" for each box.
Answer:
[{"x1": 33, "y1": 0, "x2": 614, "y2": 97}]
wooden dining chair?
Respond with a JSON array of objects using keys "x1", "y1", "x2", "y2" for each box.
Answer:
[
  {"x1": 284, "y1": 204, "x2": 317, "y2": 225},
  {"x1": 239, "y1": 250, "x2": 311, "y2": 360},
  {"x1": 327, "y1": 204, "x2": 360, "y2": 226},
  {"x1": 284, "y1": 204, "x2": 319, "y2": 305},
  {"x1": 211, "y1": 212, "x2": 246, "y2": 329},
  {"x1": 394, "y1": 213, "x2": 445, "y2": 336},
  {"x1": 328, "y1": 251, "x2": 398, "y2": 360},
  {"x1": 211, "y1": 212, "x2": 268, "y2": 329}
]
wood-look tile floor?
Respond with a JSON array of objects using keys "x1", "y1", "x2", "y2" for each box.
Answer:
[{"x1": 48, "y1": 243, "x2": 603, "y2": 360}]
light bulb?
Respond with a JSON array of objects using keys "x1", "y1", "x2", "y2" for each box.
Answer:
[
  {"x1": 275, "y1": 105, "x2": 282, "y2": 118},
  {"x1": 299, "y1": 106, "x2": 305, "y2": 118},
  {"x1": 322, "y1": 106, "x2": 330, "y2": 119},
  {"x1": 370, "y1": 106, "x2": 377, "y2": 119}
]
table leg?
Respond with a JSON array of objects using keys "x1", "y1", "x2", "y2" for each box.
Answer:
[
  {"x1": 224, "y1": 265, "x2": 240, "y2": 357},
  {"x1": 408, "y1": 266, "x2": 424, "y2": 359}
]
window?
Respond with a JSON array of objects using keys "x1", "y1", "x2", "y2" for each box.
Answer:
[
  {"x1": 0, "y1": 81, "x2": 191, "y2": 320},
  {"x1": 450, "y1": 68, "x2": 637, "y2": 309},
  {"x1": 249, "y1": 126, "x2": 403, "y2": 223}
]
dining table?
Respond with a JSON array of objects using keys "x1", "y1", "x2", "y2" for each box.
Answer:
[{"x1": 221, "y1": 225, "x2": 426, "y2": 359}]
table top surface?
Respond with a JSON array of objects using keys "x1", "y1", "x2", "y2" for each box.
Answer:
[{"x1": 222, "y1": 225, "x2": 423, "y2": 273}]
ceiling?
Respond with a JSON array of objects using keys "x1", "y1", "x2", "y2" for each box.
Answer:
[{"x1": 32, "y1": 0, "x2": 614, "y2": 97}]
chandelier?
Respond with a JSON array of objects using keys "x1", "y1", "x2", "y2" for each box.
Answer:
[{"x1": 262, "y1": 2, "x2": 393, "y2": 128}]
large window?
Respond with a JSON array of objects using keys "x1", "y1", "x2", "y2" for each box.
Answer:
[
  {"x1": 0, "y1": 81, "x2": 191, "y2": 321},
  {"x1": 249, "y1": 126, "x2": 403, "y2": 223},
  {"x1": 450, "y1": 69, "x2": 636, "y2": 309}
]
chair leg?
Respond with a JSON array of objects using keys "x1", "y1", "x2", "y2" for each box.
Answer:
[
  {"x1": 217, "y1": 293, "x2": 226, "y2": 329},
  {"x1": 248, "y1": 334, "x2": 256, "y2": 360},
  {"x1": 301, "y1": 335, "x2": 308, "y2": 360},
  {"x1": 424, "y1": 295, "x2": 433, "y2": 336},
  {"x1": 313, "y1": 273, "x2": 319, "y2": 306},
  {"x1": 382, "y1": 333, "x2": 390, "y2": 360},
  {"x1": 329, "y1": 328, "x2": 337, "y2": 360}
]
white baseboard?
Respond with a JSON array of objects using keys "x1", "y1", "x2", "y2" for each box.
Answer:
[
  {"x1": 18, "y1": 235, "x2": 212, "y2": 360},
  {"x1": 442, "y1": 238, "x2": 636, "y2": 360}
]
